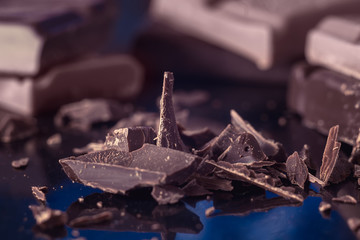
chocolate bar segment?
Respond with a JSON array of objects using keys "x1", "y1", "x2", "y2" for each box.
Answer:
[
  {"x1": 0, "y1": 0, "x2": 115, "y2": 76},
  {"x1": 287, "y1": 62, "x2": 360, "y2": 146},
  {"x1": 151, "y1": 0, "x2": 360, "y2": 69},
  {"x1": 306, "y1": 15, "x2": 360, "y2": 80}
]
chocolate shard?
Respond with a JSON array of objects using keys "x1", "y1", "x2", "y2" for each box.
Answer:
[
  {"x1": 180, "y1": 127, "x2": 216, "y2": 150},
  {"x1": 218, "y1": 132, "x2": 267, "y2": 164},
  {"x1": 69, "y1": 211, "x2": 113, "y2": 228},
  {"x1": 46, "y1": 133, "x2": 62, "y2": 147},
  {"x1": 320, "y1": 125, "x2": 341, "y2": 186},
  {"x1": 105, "y1": 126, "x2": 156, "y2": 152},
  {"x1": 230, "y1": 110, "x2": 279, "y2": 156},
  {"x1": 0, "y1": 112, "x2": 37, "y2": 143},
  {"x1": 349, "y1": 130, "x2": 360, "y2": 164},
  {"x1": 308, "y1": 173, "x2": 325, "y2": 187},
  {"x1": 286, "y1": 151, "x2": 308, "y2": 189},
  {"x1": 332, "y1": 195, "x2": 358, "y2": 204},
  {"x1": 299, "y1": 144, "x2": 313, "y2": 169},
  {"x1": 287, "y1": 62, "x2": 360, "y2": 146},
  {"x1": 31, "y1": 186, "x2": 48, "y2": 204},
  {"x1": 318, "y1": 201, "x2": 331, "y2": 218},
  {"x1": 129, "y1": 144, "x2": 201, "y2": 185},
  {"x1": 11, "y1": 157, "x2": 29, "y2": 169},
  {"x1": 54, "y1": 99, "x2": 133, "y2": 131},
  {"x1": 151, "y1": 185, "x2": 184, "y2": 205},
  {"x1": 306, "y1": 16, "x2": 360, "y2": 80},
  {"x1": 195, "y1": 175, "x2": 233, "y2": 192},
  {"x1": 156, "y1": 72, "x2": 187, "y2": 151},
  {"x1": 181, "y1": 179, "x2": 212, "y2": 197},
  {"x1": 207, "y1": 160, "x2": 304, "y2": 202},
  {"x1": 29, "y1": 205, "x2": 67, "y2": 229}
]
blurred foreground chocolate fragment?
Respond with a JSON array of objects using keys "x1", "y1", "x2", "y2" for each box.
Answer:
[
  {"x1": 286, "y1": 151, "x2": 308, "y2": 189},
  {"x1": 350, "y1": 131, "x2": 360, "y2": 164},
  {"x1": 11, "y1": 157, "x2": 29, "y2": 169},
  {"x1": 347, "y1": 218, "x2": 360, "y2": 239},
  {"x1": 0, "y1": 55, "x2": 143, "y2": 116},
  {"x1": 0, "y1": 112, "x2": 37, "y2": 143},
  {"x1": 306, "y1": 16, "x2": 360, "y2": 80},
  {"x1": 288, "y1": 62, "x2": 360, "y2": 146},
  {"x1": 332, "y1": 195, "x2": 358, "y2": 204},
  {"x1": 151, "y1": 0, "x2": 360, "y2": 69},
  {"x1": 29, "y1": 205, "x2": 67, "y2": 229},
  {"x1": 157, "y1": 72, "x2": 187, "y2": 151},
  {"x1": 105, "y1": 127, "x2": 156, "y2": 152},
  {"x1": 0, "y1": 0, "x2": 115, "y2": 76},
  {"x1": 318, "y1": 201, "x2": 331, "y2": 218},
  {"x1": 55, "y1": 99, "x2": 132, "y2": 131}
]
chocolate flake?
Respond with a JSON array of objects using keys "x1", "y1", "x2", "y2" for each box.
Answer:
[
  {"x1": 69, "y1": 211, "x2": 113, "y2": 228},
  {"x1": 286, "y1": 151, "x2": 308, "y2": 189},
  {"x1": 332, "y1": 195, "x2": 358, "y2": 204},
  {"x1": 105, "y1": 126, "x2": 156, "y2": 152},
  {"x1": 319, "y1": 125, "x2": 341, "y2": 186},
  {"x1": 318, "y1": 201, "x2": 331, "y2": 218},
  {"x1": 0, "y1": 112, "x2": 37, "y2": 143},
  {"x1": 46, "y1": 133, "x2": 62, "y2": 147},
  {"x1": 207, "y1": 160, "x2": 304, "y2": 202},
  {"x1": 156, "y1": 72, "x2": 187, "y2": 151},
  {"x1": 151, "y1": 185, "x2": 184, "y2": 205},
  {"x1": 230, "y1": 110, "x2": 279, "y2": 156},
  {"x1": 29, "y1": 205, "x2": 67, "y2": 229},
  {"x1": 11, "y1": 157, "x2": 29, "y2": 169},
  {"x1": 32, "y1": 186, "x2": 48, "y2": 203}
]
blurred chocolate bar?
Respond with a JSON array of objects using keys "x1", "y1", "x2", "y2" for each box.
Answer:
[
  {"x1": 151, "y1": 0, "x2": 360, "y2": 69},
  {"x1": 287, "y1": 62, "x2": 360, "y2": 146},
  {"x1": 0, "y1": 55, "x2": 143, "y2": 115},
  {"x1": 0, "y1": 0, "x2": 115, "y2": 76},
  {"x1": 306, "y1": 15, "x2": 360, "y2": 80}
]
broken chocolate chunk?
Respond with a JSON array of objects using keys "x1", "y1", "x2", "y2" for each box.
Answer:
[
  {"x1": 69, "y1": 211, "x2": 114, "y2": 228},
  {"x1": 46, "y1": 133, "x2": 62, "y2": 147},
  {"x1": 105, "y1": 126, "x2": 156, "y2": 152},
  {"x1": 54, "y1": 99, "x2": 133, "y2": 131},
  {"x1": 151, "y1": 185, "x2": 184, "y2": 205},
  {"x1": 318, "y1": 201, "x2": 331, "y2": 218},
  {"x1": 180, "y1": 127, "x2": 216, "y2": 150},
  {"x1": 29, "y1": 205, "x2": 67, "y2": 229},
  {"x1": 0, "y1": 112, "x2": 37, "y2": 143},
  {"x1": 320, "y1": 125, "x2": 341, "y2": 186},
  {"x1": 332, "y1": 195, "x2": 358, "y2": 204},
  {"x1": 11, "y1": 157, "x2": 29, "y2": 169},
  {"x1": 230, "y1": 110, "x2": 279, "y2": 156},
  {"x1": 32, "y1": 186, "x2": 48, "y2": 204},
  {"x1": 286, "y1": 151, "x2": 308, "y2": 189},
  {"x1": 156, "y1": 72, "x2": 187, "y2": 151}
]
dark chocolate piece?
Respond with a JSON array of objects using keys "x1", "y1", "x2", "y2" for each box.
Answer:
[
  {"x1": 308, "y1": 173, "x2": 325, "y2": 187},
  {"x1": 129, "y1": 144, "x2": 201, "y2": 185},
  {"x1": 349, "y1": 131, "x2": 360, "y2": 164},
  {"x1": 306, "y1": 16, "x2": 360, "y2": 80},
  {"x1": 354, "y1": 165, "x2": 360, "y2": 178},
  {"x1": 299, "y1": 144, "x2": 313, "y2": 169},
  {"x1": 54, "y1": 99, "x2": 133, "y2": 131},
  {"x1": 0, "y1": 0, "x2": 115, "y2": 76},
  {"x1": 105, "y1": 126, "x2": 156, "y2": 152},
  {"x1": 0, "y1": 55, "x2": 144, "y2": 116},
  {"x1": 318, "y1": 201, "x2": 331, "y2": 218},
  {"x1": 0, "y1": 112, "x2": 37, "y2": 143},
  {"x1": 151, "y1": 185, "x2": 184, "y2": 205},
  {"x1": 111, "y1": 112, "x2": 159, "y2": 132},
  {"x1": 29, "y1": 205, "x2": 67, "y2": 229},
  {"x1": 151, "y1": 0, "x2": 360, "y2": 69},
  {"x1": 319, "y1": 125, "x2": 341, "y2": 186},
  {"x1": 31, "y1": 186, "x2": 48, "y2": 204},
  {"x1": 157, "y1": 72, "x2": 187, "y2": 151},
  {"x1": 69, "y1": 211, "x2": 113, "y2": 228},
  {"x1": 207, "y1": 160, "x2": 304, "y2": 202},
  {"x1": 180, "y1": 127, "x2": 216, "y2": 150},
  {"x1": 288, "y1": 62, "x2": 360, "y2": 146},
  {"x1": 11, "y1": 157, "x2": 29, "y2": 169},
  {"x1": 46, "y1": 133, "x2": 62, "y2": 147},
  {"x1": 332, "y1": 195, "x2": 358, "y2": 204},
  {"x1": 231, "y1": 110, "x2": 279, "y2": 156},
  {"x1": 286, "y1": 151, "x2": 308, "y2": 189}
]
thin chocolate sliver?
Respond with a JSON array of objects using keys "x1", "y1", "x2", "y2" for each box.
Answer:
[
  {"x1": 318, "y1": 201, "x2": 331, "y2": 218},
  {"x1": 156, "y1": 72, "x2": 187, "y2": 151},
  {"x1": 320, "y1": 125, "x2": 341, "y2": 186},
  {"x1": 349, "y1": 130, "x2": 360, "y2": 164},
  {"x1": 286, "y1": 151, "x2": 308, "y2": 189},
  {"x1": 332, "y1": 195, "x2": 358, "y2": 204},
  {"x1": 11, "y1": 157, "x2": 29, "y2": 169},
  {"x1": 32, "y1": 186, "x2": 48, "y2": 204}
]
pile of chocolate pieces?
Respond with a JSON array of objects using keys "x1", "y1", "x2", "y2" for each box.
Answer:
[{"x1": 59, "y1": 72, "x2": 359, "y2": 207}]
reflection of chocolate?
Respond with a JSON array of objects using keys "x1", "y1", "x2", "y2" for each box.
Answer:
[
  {"x1": 287, "y1": 62, "x2": 360, "y2": 146},
  {"x1": 66, "y1": 192, "x2": 203, "y2": 235},
  {"x1": 31, "y1": 186, "x2": 48, "y2": 204}
]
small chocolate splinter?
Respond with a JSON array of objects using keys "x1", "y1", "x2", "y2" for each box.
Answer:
[
  {"x1": 11, "y1": 157, "x2": 29, "y2": 169},
  {"x1": 286, "y1": 151, "x2": 308, "y2": 189},
  {"x1": 332, "y1": 195, "x2": 358, "y2": 204},
  {"x1": 349, "y1": 129, "x2": 360, "y2": 164},
  {"x1": 157, "y1": 72, "x2": 187, "y2": 151},
  {"x1": 320, "y1": 125, "x2": 341, "y2": 186},
  {"x1": 32, "y1": 186, "x2": 48, "y2": 204}
]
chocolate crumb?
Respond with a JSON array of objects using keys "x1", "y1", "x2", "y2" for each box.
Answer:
[
  {"x1": 318, "y1": 201, "x2": 331, "y2": 218},
  {"x1": 332, "y1": 195, "x2": 358, "y2": 204},
  {"x1": 46, "y1": 133, "x2": 62, "y2": 147},
  {"x1": 11, "y1": 157, "x2": 29, "y2": 169},
  {"x1": 29, "y1": 205, "x2": 67, "y2": 229},
  {"x1": 31, "y1": 186, "x2": 48, "y2": 203}
]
